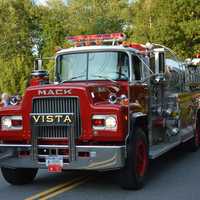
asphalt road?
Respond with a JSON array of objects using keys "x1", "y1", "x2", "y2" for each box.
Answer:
[{"x1": 0, "y1": 146, "x2": 200, "y2": 200}]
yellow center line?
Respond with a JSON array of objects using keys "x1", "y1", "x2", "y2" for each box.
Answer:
[
  {"x1": 24, "y1": 175, "x2": 89, "y2": 200},
  {"x1": 40, "y1": 176, "x2": 92, "y2": 200}
]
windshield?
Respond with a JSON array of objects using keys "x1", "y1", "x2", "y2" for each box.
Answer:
[{"x1": 57, "y1": 51, "x2": 129, "y2": 82}]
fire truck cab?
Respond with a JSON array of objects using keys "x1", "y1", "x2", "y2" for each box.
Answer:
[{"x1": 0, "y1": 33, "x2": 199, "y2": 189}]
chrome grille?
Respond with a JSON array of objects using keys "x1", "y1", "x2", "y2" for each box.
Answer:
[
  {"x1": 37, "y1": 126, "x2": 69, "y2": 139},
  {"x1": 32, "y1": 97, "x2": 81, "y2": 139}
]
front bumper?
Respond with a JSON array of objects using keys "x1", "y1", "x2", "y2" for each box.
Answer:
[{"x1": 0, "y1": 144, "x2": 125, "y2": 171}]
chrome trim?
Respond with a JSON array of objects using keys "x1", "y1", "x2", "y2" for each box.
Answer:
[
  {"x1": 0, "y1": 144, "x2": 32, "y2": 148},
  {"x1": 38, "y1": 155, "x2": 69, "y2": 158},
  {"x1": 0, "y1": 145, "x2": 126, "y2": 170},
  {"x1": 30, "y1": 113, "x2": 75, "y2": 115},
  {"x1": 56, "y1": 46, "x2": 139, "y2": 57},
  {"x1": 182, "y1": 134, "x2": 193, "y2": 143},
  {"x1": 149, "y1": 141, "x2": 180, "y2": 159},
  {"x1": 38, "y1": 145, "x2": 68, "y2": 148},
  {"x1": 0, "y1": 144, "x2": 126, "y2": 149}
]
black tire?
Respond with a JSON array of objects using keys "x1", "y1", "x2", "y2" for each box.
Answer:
[
  {"x1": 1, "y1": 167, "x2": 38, "y2": 185},
  {"x1": 188, "y1": 123, "x2": 200, "y2": 152},
  {"x1": 119, "y1": 129, "x2": 149, "y2": 190}
]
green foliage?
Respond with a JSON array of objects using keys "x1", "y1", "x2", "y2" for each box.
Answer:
[
  {"x1": 0, "y1": 0, "x2": 35, "y2": 95},
  {"x1": 67, "y1": 0, "x2": 129, "y2": 35},
  {"x1": 0, "y1": 0, "x2": 199, "y2": 94},
  {"x1": 37, "y1": 0, "x2": 69, "y2": 57},
  {"x1": 129, "y1": 0, "x2": 200, "y2": 58}
]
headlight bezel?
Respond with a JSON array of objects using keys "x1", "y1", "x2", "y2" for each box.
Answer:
[
  {"x1": 92, "y1": 115, "x2": 117, "y2": 131},
  {"x1": 1, "y1": 116, "x2": 23, "y2": 131}
]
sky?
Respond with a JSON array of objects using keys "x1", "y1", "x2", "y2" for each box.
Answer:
[
  {"x1": 34, "y1": 0, "x2": 67, "y2": 5},
  {"x1": 33, "y1": 0, "x2": 48, "y2": 5},
  {"x1": 34, "y1": 0, "x2": 133, "y2": 5}
]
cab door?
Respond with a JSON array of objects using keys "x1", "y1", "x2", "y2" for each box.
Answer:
[{"x1": 129, "y1": 54, "x2": 149, "y2": 116}]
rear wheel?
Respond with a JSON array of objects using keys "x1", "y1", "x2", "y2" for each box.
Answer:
[
  {"x1": 188, "y1": 123, "x2": 200, "y2": 152},
  {"x1": 1, "y1": 167, "x2": 38, "y2": 185},
  {"x1": 119, "y1": 129, "x2": 148, "y2": 190}
]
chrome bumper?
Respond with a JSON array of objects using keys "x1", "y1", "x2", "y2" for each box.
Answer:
[{"x1": 0, "y1": 144, "x2": 125, "y2": 171}]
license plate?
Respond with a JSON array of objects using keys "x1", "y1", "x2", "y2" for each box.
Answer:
[{"x1": 46, "y1": 156, "x2": 63, "y2": 173}]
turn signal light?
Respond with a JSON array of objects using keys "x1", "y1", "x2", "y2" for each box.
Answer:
[
  {"x1": 11, "y1": 119, "x2": 22, "y2": 127},
  {"x1": 92, "y1": 118, "x2": 105, "y2": 127}
]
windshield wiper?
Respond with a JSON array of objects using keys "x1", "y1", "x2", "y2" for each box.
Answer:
[
  {"x1": 114, "y1": 72, "x2": 128, "y2": 79},
  {"x1": 60, "y1": 75, "x2": 86, "y2": 83},
  {"x1": 91, "y1": 75, "x2": 120, "y2": 87}
]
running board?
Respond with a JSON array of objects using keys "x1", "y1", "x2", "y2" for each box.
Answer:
[
  {"x1": 180, "y1": 126, "x2": 194, "y2": 143},
  {"x1": 149, "y1": 140, "x2": 181, "y2": 159}
]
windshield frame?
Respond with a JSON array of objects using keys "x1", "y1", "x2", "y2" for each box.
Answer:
[{"x1": 56, "y1": 50, "x2": 132, "y2": 82}]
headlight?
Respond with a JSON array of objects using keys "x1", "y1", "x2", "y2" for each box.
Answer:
[
  {"x1": 92, "y1": 115, "x2": 117, "y2": 131},
  {"x1": 1, "y1": 116, "x2": 23, "y2": 131},
  {"x1": 105, "y1": 116, "x2": 117, "y2": 129}
]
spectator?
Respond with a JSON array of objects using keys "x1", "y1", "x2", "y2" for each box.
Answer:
[{"x1": 1, "y1": 93, "x2": 10, "y2": 107}]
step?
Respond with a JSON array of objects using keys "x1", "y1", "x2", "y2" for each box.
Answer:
[{"x1": 149, "y1": 140, "x2": 181, "y2": 159}]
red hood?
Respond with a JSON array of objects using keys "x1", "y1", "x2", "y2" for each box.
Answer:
[{"x1": 24, "y1": 80, "x2": 128, "y2": 105}]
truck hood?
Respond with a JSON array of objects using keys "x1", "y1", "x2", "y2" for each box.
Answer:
[{"x1": 24, "y1": 81, "x2": 128, "y2": 105}]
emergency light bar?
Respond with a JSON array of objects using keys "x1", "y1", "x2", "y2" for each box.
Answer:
[{"x1": 66, "y1": 33, "x2": 126, "y2": 43}]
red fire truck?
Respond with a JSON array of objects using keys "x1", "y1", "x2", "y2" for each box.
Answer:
[{"x1": 0, "y1": 33, "x2": 199, "y2": 190}]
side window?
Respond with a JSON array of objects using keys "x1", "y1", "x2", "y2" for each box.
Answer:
[
  {"x1": 165, "y1": 59, "x2": 181, "y2": 92},
  {"x1": 132, "y1": 55, "x2": 142, "y2": 81},
  {"x1": 141, "y1": 56, "x2": 150, "y2": 79},
  {"x1": 185, "y1": 65, "x2": 200, "y2": 91},
  {"x1": 150, "y1": 56, "x2": 155, "y2": 73}
]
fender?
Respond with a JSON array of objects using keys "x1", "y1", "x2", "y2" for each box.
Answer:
[{"x1": 125, "y1": 112, "x2": 148, "y2": 148}]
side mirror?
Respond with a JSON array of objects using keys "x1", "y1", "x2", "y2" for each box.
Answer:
[
  {"x1": 155, "y1": 74, "x2": 165, "y2": 82},
  {"x1": 151, "y1": 74, "x2": 166, "y2": 85}
]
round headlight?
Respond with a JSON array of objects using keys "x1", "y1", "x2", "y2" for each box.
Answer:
[
  {"x1": 105, "y1": 116, "x2": 117, "y2": 129},
  {"x1": 2, "y1": 117, "x2": 12, "y2": 128}
]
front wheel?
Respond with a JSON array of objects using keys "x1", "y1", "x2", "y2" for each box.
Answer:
[
  {"x1": 1, "y1": 167, "x2": 38, "y2": 185},
  {"x1": 119, "y1": 129, "x2": 149, "y2": 190}
]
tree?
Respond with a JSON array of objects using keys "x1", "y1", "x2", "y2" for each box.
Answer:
[
  {"x1": 0, "y1": 0, "x2": 35, "y2": 94},
  {"x1": 129, "y1": 0, "x2": 200, "y2": 58},
  {"x1": 67, "y1": 0, "x2": 129, "y2": 35},
  {"x1": 33, "y1": 0, "x2": 69, "y2": 79}
]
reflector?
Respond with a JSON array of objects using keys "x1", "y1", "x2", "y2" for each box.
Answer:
[{"x1": 48, "y1": 164, "x2": 62, "y2": 173}]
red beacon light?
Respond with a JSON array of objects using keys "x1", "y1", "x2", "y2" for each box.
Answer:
[
  {"x1": 129, "y1": 43, "x2": 146, "y2": 51},
  {"x1": 65, "y1": 33, "x2": 126, "y2": 46},
  {"x1": 195, "y1": 53, "x2": 200, "y2": 58},
  {"x1": 122, "y1": 41, "x2": 147, "y2": 52}
]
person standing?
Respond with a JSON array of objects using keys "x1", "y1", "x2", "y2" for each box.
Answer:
[{"x1": 1, "y1": 93, "x2": 10, "y2": 107}]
